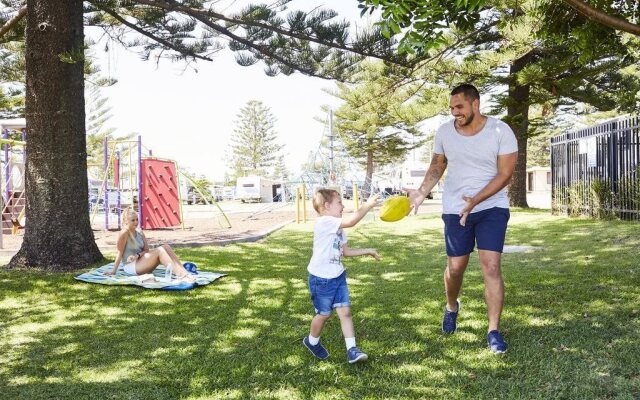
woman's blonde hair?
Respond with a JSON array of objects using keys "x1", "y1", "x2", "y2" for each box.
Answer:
[
  {"x1": 123, "y1": 208, "x2": 138, "y2": 222},
  {"x1": 312, "y1": 188, "x2": 340, "y2": 214}
]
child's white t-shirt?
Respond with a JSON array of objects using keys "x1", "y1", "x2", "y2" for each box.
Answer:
[{"x1": 307, "y1": 216, "x2": 347, "y2": 279}]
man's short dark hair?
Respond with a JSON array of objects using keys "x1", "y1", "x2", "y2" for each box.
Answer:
[{"x1": 451, "y1": 84, "x2": 480, "y2": 102}]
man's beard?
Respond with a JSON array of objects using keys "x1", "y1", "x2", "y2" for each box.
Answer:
[{"x1": 458, "y1": 111, "x2": 476, "y2": 127}]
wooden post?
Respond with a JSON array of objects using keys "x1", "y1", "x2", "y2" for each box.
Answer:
[
  {"x1": 302, "y1": 185, "x2": 308, "y2": 222},
  {"x1": 296, "y1": 186, "x2": 300, "y2": 223},
  {"x1": 353, "y1": 182, "x2": 359, "y2": 210}
]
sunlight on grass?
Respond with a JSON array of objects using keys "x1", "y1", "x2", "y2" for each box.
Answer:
[
  {"x1": 1, "y1": 210, "x2": 639, "y2": 399},
  {"x1": 75, "y1": 360, "x2": 145, "y2": 383}
]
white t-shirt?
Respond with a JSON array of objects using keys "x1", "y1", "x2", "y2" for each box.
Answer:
[
  {"x1": 307, "y1": 216, "x2": 346, "y2": 279},
  {"x1": 433, "y1": 117, "x2": 518, "y2": 214}
]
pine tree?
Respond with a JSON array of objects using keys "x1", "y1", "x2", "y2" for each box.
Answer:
[
  {"x1": 329, "y1": 62, "x2": 436, "y2": 196},
  {"x1": 272, "y1": 154, "x2": 289, "y2": 181},
  {"x1": 229, "y1": 100, "x2": 283, "y2": 178}
]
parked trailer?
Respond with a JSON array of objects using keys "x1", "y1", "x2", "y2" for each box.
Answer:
[{"x1": 236, "y1": 176, "x2": 281, "y2": 203}]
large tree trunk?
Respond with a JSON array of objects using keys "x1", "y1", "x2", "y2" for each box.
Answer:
[
  {"x1": 504, "y1": 52, "x2": 533, "y2": 208},
  {"x1": 7, "y1": 0, "x2": 103, "y2": 270}
]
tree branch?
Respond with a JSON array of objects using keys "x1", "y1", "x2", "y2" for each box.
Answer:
[
  {"x1": 0, "y1": 4, "x2": 26, "y2": 40},
  {"x1": 133, "y1": 0, "x2": 405, "y2": 65},
  {"x1": 91, "y1": 3, "x2": 214, "y2": 61},
  {"x1": 562, "y1": 0, "x2": 640, "y2": 35},
  {"x1": 130, "y1": 0, "x2": 340, "y2": 79}
]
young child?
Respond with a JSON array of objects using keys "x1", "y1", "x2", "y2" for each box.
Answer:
[{"x1": 303, "y1": 188, "x2": 381, "y2": 364}]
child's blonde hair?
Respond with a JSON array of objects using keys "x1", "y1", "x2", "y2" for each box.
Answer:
[{"x1": 312, "y1": 188, "x2": 340, "y2": 214}]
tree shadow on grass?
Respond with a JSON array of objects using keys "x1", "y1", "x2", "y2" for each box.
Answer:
[{"x1": 0, "y1": 213, "x2": 639, "y2": 399}]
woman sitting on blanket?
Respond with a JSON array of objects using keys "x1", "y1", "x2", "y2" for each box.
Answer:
[{"x1": 105, "y1": 208, "x2": 196, "y2": 282}]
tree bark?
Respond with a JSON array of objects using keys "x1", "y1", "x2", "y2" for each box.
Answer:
[
  {"x1": 504, "y1": 52, "x2": 533, "y2": 208},
  {"x1": 7, "y1": 0, "x2": 103, "y2": 270}
]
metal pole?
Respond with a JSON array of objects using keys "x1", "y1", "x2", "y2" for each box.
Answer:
[
  {"x1": 4, "y1": 128, "x2": 9, "y2": 205},
  {"x1": 103, "y1": 136, "x2": 109, "y2": 230},
  {"x1": 329, "y1": 109, "x2": 334, "y2": 184},
  {"x1": 116, "y1": 150, "x2": 121, "y2": 229},
  {"x1": 138, "y1": 135, "x2": 143, "y2": 229}
]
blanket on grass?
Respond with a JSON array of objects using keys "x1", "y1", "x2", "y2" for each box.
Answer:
[{"x1": 75, "y1": 263, "x2": 226, "y2": 291}]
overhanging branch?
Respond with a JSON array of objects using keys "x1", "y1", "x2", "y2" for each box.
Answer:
[
  {"x1": 133, "y1": 0, "x2": 406, "y2": 65},
  {"x1": 0, "y1": 4, "x2": 26, "y2": 40},
  {"x1": 92, "y1": 3, "x2": 214, "y2": 61},
  {"x1": 562, "y1": 0, "x2": 640, "y2": 35}
]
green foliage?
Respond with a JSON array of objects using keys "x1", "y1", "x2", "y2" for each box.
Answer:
[
  {"x1": 559, "y1": 172, "x2": 639, "y2": 220},
  {"x1": 616, "y1": 166, "x2": 640, "y2": 212},
  {"x1": 83, "y1": 0, "x2": 407, "y2": 81},
  {"x1": 328, "y1": 61, "x2": 439, "y2": 186},
  {"x1": 358, "y1": 0, "x2": 488, "y2": 54},
  {"x1": 272, "y1": 154, "x2": 290, "y2": 181},
  {"x1": 589, "y1": 178, "x2": 616, "y2": 219},
  {"x1": 0, "y1": 18, "x2": 25, "y2": 118},
  {"x1": 567, "y1": 180, "x2": 588, "y2": 217},
  {"x1": 1, "y1": 211, "x2": 640, "y2": 398},
  {"x1": 228, "y1": 100, "x2": 284, "y2": 179}
]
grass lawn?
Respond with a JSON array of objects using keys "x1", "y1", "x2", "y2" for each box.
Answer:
[{"x1": 1, "y1": 210, "x2": 639, "y2": 399}]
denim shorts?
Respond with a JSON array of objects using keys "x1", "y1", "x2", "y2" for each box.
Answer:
[
  {"x1": 442, "y1": 207, "x2": 510, "y2": 257},
  {"x1": 308, "y1": 271, "x2": 350, "y2": 316}
]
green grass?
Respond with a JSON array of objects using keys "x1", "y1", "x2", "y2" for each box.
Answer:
[{"x1": 1, "y1": 210, "x2": 639, "y2": 399}]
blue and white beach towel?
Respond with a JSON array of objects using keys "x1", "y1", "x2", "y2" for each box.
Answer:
[{"x1": 75, "y1": 263, "x2": 226, "y2": 291}]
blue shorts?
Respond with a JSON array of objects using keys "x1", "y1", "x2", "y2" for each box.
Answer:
[
  {"x1": 442, "y1": 207, "x2": 510, "y2": 257},
  {"x1": 308, "y1": 271, "x2": 351, "y2": 316}
]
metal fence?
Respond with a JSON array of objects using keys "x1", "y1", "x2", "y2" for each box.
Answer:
[{"x1": 550, "y1": 115, "x2": 640, "y2": 220}]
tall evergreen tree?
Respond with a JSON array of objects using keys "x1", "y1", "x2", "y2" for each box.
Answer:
[
  {"x1": 329, "y1": 62, "x2": 436, "y2": 196},
  {"x1": 1, "y1": 0, "x2": 410, "y2": 270},
  {"x1": 272, "y1": 154, "x2": 290, "y2": 181},
  {"x1": 229, "y1": 100, "x2": 283, "y2": 178}
]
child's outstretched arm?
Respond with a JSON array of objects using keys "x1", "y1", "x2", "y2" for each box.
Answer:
[
  {"x1": 342, "y1": 245, "x2": 381, "y2": 261},
  {"x1": 340, "y1": 194, "x2": 379, "y2": 228}
]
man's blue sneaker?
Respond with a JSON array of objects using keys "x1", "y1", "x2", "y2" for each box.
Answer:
[
  {"x1": 347, "y1": 346, "x2": 368, "y2": 364},
  {"x1": 303, "y1": 336, "x2": 329, "y2": 360},
  {"x1": 442, "y1": 300, "x2": 460, "y2": 334},
  {"x1": 487, "y1": 330, "x2": 508, "y2": 354}
]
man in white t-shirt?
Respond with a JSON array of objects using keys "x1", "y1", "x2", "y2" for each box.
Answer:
[{"x1": 405, "y1": 84, "x2": 518, "y2": 354}]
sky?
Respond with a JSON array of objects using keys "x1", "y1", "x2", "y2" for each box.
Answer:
[{"x1": 86, "y1": 1, "x2": 436, "y2": 183}]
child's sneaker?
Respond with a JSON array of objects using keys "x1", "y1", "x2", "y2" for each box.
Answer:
[
  {"x1": 347, "y1": 346, "x2": 368, "y2": 364},
  {"x1": 442, "y1": 300, "x2": 460, "y2": 334},
  {"x1": 487, "y1": 330, "x2": 508, "y2": 354},
  {"x1": 303, "y1": 336, "x2": 329, "y2": 360}
]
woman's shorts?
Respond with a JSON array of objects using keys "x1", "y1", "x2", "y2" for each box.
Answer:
[
  {"x1": 308, "y1": 271, "x2": 350, "y2": 316},
  {"x1": 442, "y1": 207, "x2": 510, "y2": 257},
  {"x1": 123, "y1": 261, "x2": 138, "y2": 276}
]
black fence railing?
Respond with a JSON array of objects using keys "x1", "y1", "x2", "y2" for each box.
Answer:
[{"x1": 550, "y1": 115, "x2": 640, "y2": 220}]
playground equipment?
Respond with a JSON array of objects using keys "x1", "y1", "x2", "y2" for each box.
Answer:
[
  {"x1": 0, "y1": 119, "x2": 27, "y2": 249},
  {"x1": 93, "y1": 136, "x2": 231, "y2": 231}
]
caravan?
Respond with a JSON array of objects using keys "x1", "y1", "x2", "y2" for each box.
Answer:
[
  {"x1": 235, "y1": 176, "x2": 281, "y2": 203},
  {"x1": 399, "y1": 163, "x2": 439, "y2": 198}
]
